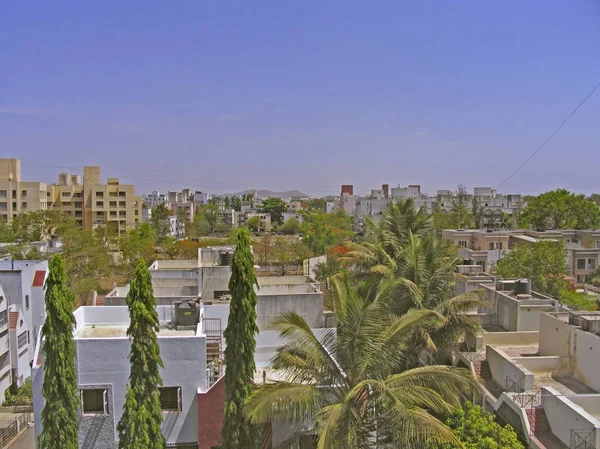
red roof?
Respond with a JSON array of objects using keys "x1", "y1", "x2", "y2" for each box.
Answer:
[
  {"x1": 36, "y1": 350, "x2": 42, "y2": 367},
  {"x1": 95, "y1": 295, "x2": 106, "y2": 306},
  {"x1": 9, "y1": 312, "x2": 19, "y2": 330},
  {"x1": 32, "y1": 270, "x2": 46, "y2": 288}
]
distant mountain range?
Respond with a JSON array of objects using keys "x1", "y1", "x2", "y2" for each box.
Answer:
[{"x1": 224, "y1": 189, "x2": 309, "y2": 198}]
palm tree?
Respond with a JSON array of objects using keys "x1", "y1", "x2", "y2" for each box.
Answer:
[
  {"x1": 344, "y1": 201, "x2": 487, "y2": 365},
  {"x1": 246, "y1": 276, "x2": 477, "y2": 449}
]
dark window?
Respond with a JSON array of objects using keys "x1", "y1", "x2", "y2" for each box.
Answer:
[
  {"x1": 577, "y1": 259, "x2": 586, "y2": 270},
  {"x1": 17, "y1": 332, "x2": 27, "y2": 349},
  {"x1": 25, "y1": 295, "x2": 29, "y2": 310},
  {"x1": 159, "y1": 387, "x2": 181, "y2": 411},
  {"x1": 21, "y1": 190, "x2": 27, "y2": 197},
  {"x1": 81, "y1": 389, "x2": 108, "y2": 414}
]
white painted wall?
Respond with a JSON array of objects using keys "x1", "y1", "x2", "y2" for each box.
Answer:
[
  {"x1": 573, "y1": 328, "x2": 600, "y2": 392},
  {"x1": 542, "y1": 387, "x2": 600, "y2": 448},
  {"x1": 485, "y1": 345, "x2": 534, "y2": 390}
]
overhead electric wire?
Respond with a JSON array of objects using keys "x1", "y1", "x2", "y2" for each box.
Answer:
[{"x1": 497, "y1": 79, "x2": 600, "y2": 189}]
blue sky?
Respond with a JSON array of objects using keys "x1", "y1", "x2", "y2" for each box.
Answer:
[{"x1": 1, "y1": 1, "x2": 599, "y2": 196}]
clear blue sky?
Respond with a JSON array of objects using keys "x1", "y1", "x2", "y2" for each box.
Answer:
[{"x1": 1, "y1": 1, "x2": 599, "y2": 196}]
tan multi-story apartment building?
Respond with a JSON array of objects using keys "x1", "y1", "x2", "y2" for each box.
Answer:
[
  {"x1": 0, "y1": 159, "x2": 49, "y2": 224},
  {"x1": 50, "y1": 166, "x2": 142, "y2": 232}
]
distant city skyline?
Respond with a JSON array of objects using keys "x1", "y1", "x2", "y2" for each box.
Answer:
[{"x1": 1, "y1": 1, "x2": 599, "y2": 196}]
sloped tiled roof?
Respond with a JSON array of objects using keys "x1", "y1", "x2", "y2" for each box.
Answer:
[
  {"x1": 9, "y1": 312, "x2": 19, "y2": 330},
  {"x1": 32, "y1": 270, "x2": 46, "y2": 287},
  {"x1": 95, "y1": 295, "x2": 106, "y2": 306}
]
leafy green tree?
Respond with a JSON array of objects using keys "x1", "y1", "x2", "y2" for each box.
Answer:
[
  {"x1": 231, "y1": 196, "x2": 242, "y2": 212},
  {"x1": 247, "y1": 275, "x2": 476, "y2": 448},
  {"x1": 308, "y1": 198, "x2": 327, "y2": 212},
  {"x1": 590, "y1": 193, "x2": 600, "y2": 207},
  {"x1": 259, "y1": 197, "x2": 288, "y2": 225},
  {"x1": 176, "y1": 207, "x2": 189, "y2": 237},
  {"x1": 430, "y1": 401, "x2": 524, "y2": 449},
  {"x1": 588, "y1": 266, "x2": 600, "y2": 287},
  {"x1": 204, "y1": 203, "x2": 220, "y2": 234},
  {"x1": 281, "y1": 217, "x2": 301, "y2": 235},
  {"x1": 246, "y1": 215, "x2": 261, "y2": 232},
  {"x1": 12, "y1": 209, "x2": 76, "y2": 241},
  {"x1": 119, "y1": 223, "x2": 155, "y2": 275},
  {"x1": 150, "y1": 204, "x2": 172, "y2": 242},
  {"x1": 301, "y1": 210, "x2": 354, "y2": 255},
  {"x1": 495, "y1": 240, "x2": 568, "y2": 297},
  {"x1": 449, "y1": 185, "x2": 474, "y2": 229},
  {"x1": 518, "y1": 189, "x2": 600, "y2": 231},
  {"x1": 39, "y1": 254, "x2": 79, "y2": 449},
  {"x1": 117, "y1": 260, "x2": 165, "y2": 449},
  {"x1": 0, "y1": 221, "x2": 15, "y2": 242},
  {"x1": 61, "y1": 226, "x2": 116, "y2": 305},
  {"x1": 221, "y1": 229, "x2": 260, "y2": 449},
  {"x1": 472, "y1": 197, "x2": 485, "y2": 229}
]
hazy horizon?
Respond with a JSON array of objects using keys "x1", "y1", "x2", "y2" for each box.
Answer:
[{"x1": 1, "y1": 1, "x2": 599, "y2": 197}]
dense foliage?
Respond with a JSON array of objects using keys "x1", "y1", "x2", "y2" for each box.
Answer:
[
  {"x1": 39, "y1": 255, "x2": 79, "y2": 449},
  {"x1": 495, "y1": 240, "x2": 568, "y2": 298},
  {"x1": 247, "y1": 275, "x2": 477, "y2": 448},
  {"x1": 430, "y1": 402, "x2": 524, "y2": 449},
  {"x1": 259, "y1": 197, "x2": 289, "y2": 225},
  {"x1": 221, "y1": 229, "x2": 260, "y2": 449},
  {"x1": 117, "y1": 260, "x2": 165, "y2": 449},
  {"x1": 518, "y1": 189, "x2": 600, "y2": 231}
]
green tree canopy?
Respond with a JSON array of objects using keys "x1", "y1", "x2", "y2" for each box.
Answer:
[
  {"x1": 117, "y1": 260, "x2": 165, "y2": 449},
  {"x1": 150, "y1": 204, "x2": 172, "y2": 242},
  {"x1": 430, "y1": 402, "x2": 524, "y2": 449},
  {"x1": 308, "y1": 198, "x2": 327, "y2": 212},
  {"x1": 221, "y1": 228, "x2": 260, "y2": 449},
  {"x1": 280, "y1": 217, "x2": 301, "y2": 235},
  {"x1": 300, "y1": 210, "x2": 354, "y2": 255},
  {"x1": 259, "y1": 197, "x2": 288, "y2": 225},
  {"x1": 495, "y1": 240, "x2": 568, "y2": 297},
  {"x1": 247, "y1": 275, "x2": 477, "y2": 448},
  {"x1": 39, "y1": 254, "x2": 79, "y2": 449},
  {"x1": 246, "y1": 215, "x2": 261, "y2": 232},
  {"x1": 518, "y1": 189, "x2": 600, "y2": 231}
]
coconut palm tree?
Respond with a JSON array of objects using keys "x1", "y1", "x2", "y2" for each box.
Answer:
[
  {"x1": 246, "y1": 276, "x2": 477, "y2": 449},
  {"x1": 344, "y1": 200, "x2": 487, "y2": 365}
]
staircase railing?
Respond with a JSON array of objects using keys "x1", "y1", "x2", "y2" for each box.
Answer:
[{"x1": 570, "y1": 429, "x2": 595, "y2": 449}]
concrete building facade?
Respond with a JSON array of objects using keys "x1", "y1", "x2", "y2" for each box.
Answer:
[
  {"x1": 50, "y1": 166, "x2": 142, "y2": 232},
  {"x1": 0, "y1": 159, "x2": 49, "y2": 224}
]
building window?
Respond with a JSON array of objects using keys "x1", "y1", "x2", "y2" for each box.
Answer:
[
  {"x1": 588, "y1": 259, "x2": 597, "y2": 271},
  {"x1": 159, "y1": 387, "x2": 182, "y2": 412},
  {"x1": 458, "y1": 240, "x2": 468, "y2": 248},
  {"x1": 0, "y1": 310, "x2": 7, "y2": 328},
  {"x1": 119, "y1": 201, "x2": 126, "y2": 207},
  {"x1": 12, "y1": 202, "x2": 16, "y2": 210},
  {"x1": 0, "y1": 190, "x2": 6, "y2": 198},
  {"x1": 119, "y1": 211, "x2": 126, "y2": 217},
  {"x1": 21, "y1": 190, "x2": 27, "y2": 197},
  {"x1": 80, "y1": 389, "x2": 109, "y2": 415},
  {"x1": 63, "y1": 202, "x2": 72, "y2": 207},
  {"x1": 21, "y1": 202, "x2": 27, "y2": 210},
  {"x1": 96, "y1": 201, "x2": 104, "y2": 208},
  {"x1": 576, "y1": 259, "x2": 586, "y2": 270},
  {"x1": 110, "y1": 211, "x2": 117, "y2": 217},
  {"x1": 95, "y1": 192, "x2": 104, "y2": 198},
  {"x1": 109, "y1": 201, "x2": 117, "y2": 208},
  {"x1": 597, "y1": 241, "x2": 600, "y2": 249},
  {"x1": 74, "y1": 202, "x2": 82, "y2": 208},
  {"x1": 73, "y1": 192, "x2": 82, "y2": 198},
  {"x1": 75, "y1": 211, "x2": 82, "y2": 217},
  {"x1": 62, "y1": 192, "x2": 71, "y2": 197},
  {"x1": 17, "y1": 332, "x2": 28, "y2": 349},
  {"x1": 119, "y1": 192, "x2": 126, "y2": 198},
  {"x1": 12, "y1": 190, "x2": 16, "y2": 198},
  {"x1": 25, "y1": 295, "x2": 29, "y2": 310}
]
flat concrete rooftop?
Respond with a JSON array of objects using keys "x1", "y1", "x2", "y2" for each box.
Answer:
[{"x1": 75, "y1": 324, "x2": 196, "y2": 338}]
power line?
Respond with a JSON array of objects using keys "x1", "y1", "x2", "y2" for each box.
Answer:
[{"x1": 497, "y1": 79, "x2": 600, "y2": 189}]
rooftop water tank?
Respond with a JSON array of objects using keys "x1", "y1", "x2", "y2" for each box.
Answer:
[
  {"x1": 175, "y1": 301, "x2": 200, "y2": 326},
  {"x1": 219, "y1": 251, "x2": 233, "y2": 266},
  {"x1": 514, "y1": 279, "x2": 531, "y2": 296}
]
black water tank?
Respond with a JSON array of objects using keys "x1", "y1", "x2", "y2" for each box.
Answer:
[
  {"x1": 176, "y1": 301, "x2": 200, "y2": 326},
  {"x1": 514, "y1": 279, "x2": 531, "y2": 296},
  {"x1": 219, "y1": 251, "x2": 233, "y2": 266}
]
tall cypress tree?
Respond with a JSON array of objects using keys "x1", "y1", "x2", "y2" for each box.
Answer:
[
  {"x1": 39, "y1": 254, "x2": 79, "y2": 449},
  {"x1": 221, "y1": 228, "x2": 260, "y2": 449},
  {"x1": 117, "y1": 259, "x2": 165, "y2": 449}
]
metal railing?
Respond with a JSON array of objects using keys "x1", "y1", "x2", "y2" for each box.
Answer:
[
  {"x1": 505, "y1": 375, "x2": 525, "y2": 394},
  {"x1": 570, "y1": 429, "x2": 595, "y2": 449},
  {"x1": 0, "y1": 411, "x2": 31, "y2": 447}
]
